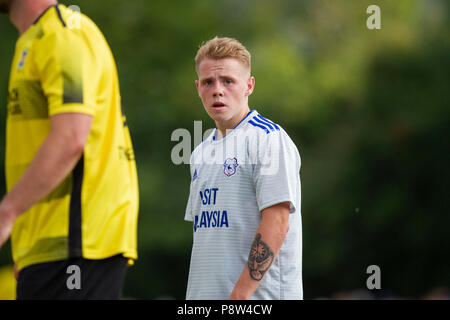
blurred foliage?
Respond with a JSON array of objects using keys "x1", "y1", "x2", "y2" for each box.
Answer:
[{"x1": 0, "y1": 0, "x2": 449, "y2": 299}]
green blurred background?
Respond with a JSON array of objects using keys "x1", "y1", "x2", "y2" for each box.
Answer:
[{"x1": 0, "y1": 0, "x2": 449, "y2": 299}]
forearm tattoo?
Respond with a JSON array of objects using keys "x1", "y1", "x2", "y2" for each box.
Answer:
[{"x1": 247, "y1": 233, "x2": 274, "y2": 281}]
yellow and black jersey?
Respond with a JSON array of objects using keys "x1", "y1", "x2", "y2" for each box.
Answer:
[{"x1": 6, "y1": 4, "x2": 139, "y2": 272}]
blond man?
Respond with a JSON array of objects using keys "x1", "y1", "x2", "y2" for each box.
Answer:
[{"x1": 184, "y1": 37, "x2": 303, "y2": 299}]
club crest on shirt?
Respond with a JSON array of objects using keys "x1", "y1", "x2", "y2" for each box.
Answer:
[
  {"x1": 18, "y1": 49, "x2": 29, "y2": 70},
  {"x1": 223, "y1": 157, "x2": 238, "y2": 177}
]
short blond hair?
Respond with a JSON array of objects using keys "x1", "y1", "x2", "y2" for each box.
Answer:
[{"x1": 195, "y1": 36, "x2": 251, "y2": 72}]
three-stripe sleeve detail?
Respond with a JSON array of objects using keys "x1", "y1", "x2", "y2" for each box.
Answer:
[{"x1": 248, "y1": 115, "x2": 280, "y2": 134}]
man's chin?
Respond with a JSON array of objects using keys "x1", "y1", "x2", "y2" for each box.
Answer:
[{"x1": 208, "y1": 111, "x2": 229, "y2": 123}]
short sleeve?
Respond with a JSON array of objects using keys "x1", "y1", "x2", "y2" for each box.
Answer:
[
  {"x1": 34, "y1": 28, "x2": 94, "y2": 117},
  {"x1": 184, "y1": 155, "x2": 195, "y2": 222},
  {"x1": 251, "y1": 130, "x2": 301, "y2": 214},
  {"x1": 184, "y1": 183, "x2": 194, "y2": 222}
]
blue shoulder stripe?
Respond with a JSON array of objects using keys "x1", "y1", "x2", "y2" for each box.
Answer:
[
  {"x1": 257, "y1": 115, "x2": 280, "y2": 130},
  {"x1": 248, "y1": 120, "x2": 270, "y2": 134},
  {"x1": 252, "y1": 116, "x2": 275, "y2": 131}
]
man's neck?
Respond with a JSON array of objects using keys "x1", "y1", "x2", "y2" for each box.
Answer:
[
  {"x1": 10, "y1": 0, "x2": 57, "y2": 35},
  {"x1": 215, "y1": 107, "x2": 251, "y2": 139}
]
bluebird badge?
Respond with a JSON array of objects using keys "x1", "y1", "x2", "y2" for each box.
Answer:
[{"x1": 223, "y1": 158, "x2": 238, "y2": 177}]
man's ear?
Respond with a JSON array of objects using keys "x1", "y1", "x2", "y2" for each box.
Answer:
[
  {"x1": 246, "y1": 76, "x2": 255, "y2": 96},
  {"x1": 195, "y1": 80, "x2": 201, "y2": 97}
]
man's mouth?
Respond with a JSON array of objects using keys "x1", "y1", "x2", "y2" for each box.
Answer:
[{"x1": 212, "y1": 102, "x2": 226, "y2": 108}]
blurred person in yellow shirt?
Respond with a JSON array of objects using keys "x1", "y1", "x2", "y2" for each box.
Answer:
[{"x1": 0, "y1": 0, "x2": 139, "y2": 299}]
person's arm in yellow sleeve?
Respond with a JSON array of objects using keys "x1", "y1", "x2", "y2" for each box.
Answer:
[{"x1": 0, "y1": 113, "x2": 92, "y2": 249}]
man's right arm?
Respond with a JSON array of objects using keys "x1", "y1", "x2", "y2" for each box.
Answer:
[
  {"x1": 229, "y1": 202, "x2": 290, "y2": 300},
  {"x1": 0, "y1": 113, "x2": 92, "y2": 249}
]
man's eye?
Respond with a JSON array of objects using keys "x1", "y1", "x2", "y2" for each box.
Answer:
[
  {"x1": 205, "y1": 80, "x2": 213, "y2": 85},
  {"x1": 224, "y1": 79, "x2": 232, "y2": 84}
]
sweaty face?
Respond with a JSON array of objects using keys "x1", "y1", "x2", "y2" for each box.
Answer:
[
  {"x1": 0, "y1": 0, "x2": 13, "y2": 14},
  {"x1": 196, "y1": 58, "x2": 255, "y2": 132}
]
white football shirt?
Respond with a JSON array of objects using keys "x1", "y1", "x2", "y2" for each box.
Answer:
[{"x1": 184, "y1": 110, "x2": 303, "y2": 300}]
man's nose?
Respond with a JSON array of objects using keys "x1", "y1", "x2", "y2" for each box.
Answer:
[{"x1": 212, "y1": 83, "x2": 224, "y2": 97}]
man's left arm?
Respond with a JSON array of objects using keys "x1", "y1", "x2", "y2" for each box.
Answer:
[
  {"x1": 0, "y1": 113, "x2": 92, "y2": 249},
  {"x1": 229, "y1": 201, "x2": 290, "y2": 300}
]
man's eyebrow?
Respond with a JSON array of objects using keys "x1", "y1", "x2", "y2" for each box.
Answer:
[
  {"x1": 220, "y1": 74, "x2": 236, "y2": 78},
  {"x1": 200, "y1": 75, "x2": 236, "y2": 84},
  {"x1": 200, "y1": 77, "x2": 214, "y2": 84},
  {"x1": 219, "y1": 75, "x2": 237, "y2": 81}
]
